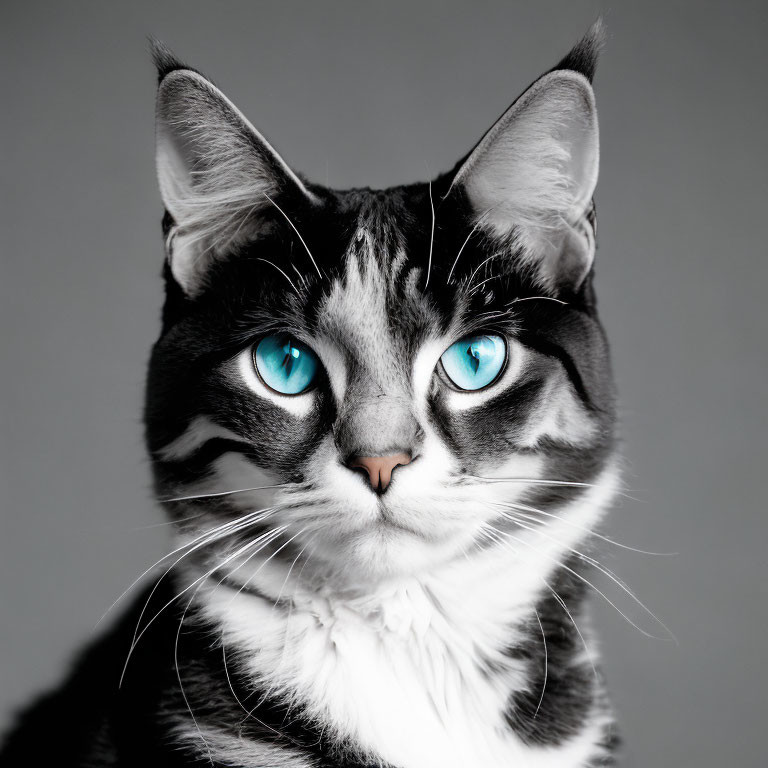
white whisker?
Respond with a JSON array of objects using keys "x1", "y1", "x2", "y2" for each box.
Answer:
[
  {"x1": 290, "y1": 263, "x2": 310, "y2": 291},
  {"x1": 263, "y1": 193, "x2": 323, "y2": 280},
  {"x1": 467, "y1": 273, "x2": 502, "y2": 295},
  {"x1": 465, "y1": 252, "x2": 503, "y2": 292},
  {"x1": 237, "y1": 537, "x2": 318, "y2": 729},
  {"x1": 532, "y1": 606, "x2": 548, "y2": 718},
  {"x1": 256, "y1": 258, "x2": 301, "y2": 297},
  {"x1": 215, "y1": 530, "x2": 307, "y2": 742},
  {"x1": 223, "y1": 527, "x2": 306, "y2": 611},
  {"x1": 424, "y1": 180, "x2": 435, "y2": 290},
  {"x1": 495, "y1": 511, "x2": 676, "y2": 641},
  {"x1": 175, "y1": 591, "x2": 214, "y2": 765},
  {"x1": 480, "y1": 524, "x2": 599, "y2": 684},
  {"x1": 446, "y1": 206, "x2": 500, "y2": 284},
  {"x1": 159, "y1": 483, "x2": 291, "y2": 503},
  {"x1": 96, "y1": 506, "x2": 275, "y2": 627},
  {"x1": 124, "y1": 508, "x2": 277, "y2": 646},
  {"x1": 467, "y1": 475, "x2": 638, "y2": 500},
  {"x1": 542, "y1": 577, "x2": 599, "y2": 684},
  {"x1": 490, "y1": 500, "x2": 675, "y2": 556},
  {"x1": 468, "y1": 475, "x2": 599, "y2": 488},
  {"x1": 507, "y1": 296, "x2": 568, "y2": 307},
  {"x1": 447, "y1": 222, "x2": 479, "y2": 285},
  {"x1": 483, "y1": 523, "x2": 669, "y2": 640},
  {"x1": 119, "y1": 519, "x2": 284, "y2": 687}
]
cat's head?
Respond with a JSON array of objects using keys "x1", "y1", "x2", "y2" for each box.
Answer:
[{"x1": 145, "y1": 23, "x2": 618, "y2": 585}]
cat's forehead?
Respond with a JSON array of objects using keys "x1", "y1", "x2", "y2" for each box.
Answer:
[
  {"x1": 330, "y1": 186, "x2": 423, "y2": 264},
  {"x1": 315, "y1": 188, "x2": 443, "y2": 362}
]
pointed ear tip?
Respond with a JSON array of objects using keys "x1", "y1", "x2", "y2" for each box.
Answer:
[
  {"x1": 555, "y1": 18, "x2": 607, "y2": 83},
  {"x1": 148, "y1": 37, "x2": 190, "y2": 84}
]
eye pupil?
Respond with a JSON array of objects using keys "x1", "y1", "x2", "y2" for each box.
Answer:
[
  {"x1": 280, "y1": 341, "x2": 302, "y2": 377},
  {"x1": 466, "y1": 344, "x2": 481, "y2": 373}
]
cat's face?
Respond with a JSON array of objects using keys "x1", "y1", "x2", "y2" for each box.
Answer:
[{"x1": 145, "y1": 38, "x2": 616, "y2": 583}]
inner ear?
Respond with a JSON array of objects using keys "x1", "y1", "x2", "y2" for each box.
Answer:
[
  {"x1": 154, "y1": 61, "x2": 317, "y2": 297},
  {"x1": 450, "y1": 26, "x2": 603, "y2": 295}
]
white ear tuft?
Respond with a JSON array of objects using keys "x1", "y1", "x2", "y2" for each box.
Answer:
[
  {"x1": 155, "y1": 69, "x2": 316, "y2": 296},
  {"x1": 453, "y1": 70, "x2": 599, "y2": 292}
]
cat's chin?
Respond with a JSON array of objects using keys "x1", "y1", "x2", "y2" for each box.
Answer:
[{"x1": 308, "y1": 519, "x2": 473, "y2": 583}]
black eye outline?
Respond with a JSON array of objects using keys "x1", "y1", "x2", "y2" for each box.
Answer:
[
  {"x1": 251, "y1": 333, "x2": 323, "y2": 397},
  {"x1": 436, "y1": 333, "x2": 509, "y2": 393}
]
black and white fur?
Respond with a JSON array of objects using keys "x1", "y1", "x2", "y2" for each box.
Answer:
[{"x1": 1, "y1": 22, "x2": 624, "y2": 767}]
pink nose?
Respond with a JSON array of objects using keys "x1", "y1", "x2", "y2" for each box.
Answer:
[{"x1": 348, "y1": 453, "x2": 412, "y2": 493}]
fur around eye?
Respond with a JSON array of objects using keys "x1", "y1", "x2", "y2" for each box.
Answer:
[
  {"x1": 440, "y1": 334, "x2": 507, "y2": 391},
  {"x1": 253, "y1": 334, "x2": 319, "y2": 395}
]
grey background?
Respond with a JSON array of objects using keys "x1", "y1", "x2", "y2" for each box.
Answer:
[{"x1": 2, "y1": 1, "x2": 766, "y2": 765}]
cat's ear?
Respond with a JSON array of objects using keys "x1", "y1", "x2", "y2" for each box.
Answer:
[
  {"x1": 451, "y1": 21, "x2": 604, "y2": 293},
  {"x1": 152, "y1": 42, "x2": 317, "y2": 296}
]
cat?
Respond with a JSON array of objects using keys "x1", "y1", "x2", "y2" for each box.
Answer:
[{"x1": 1, "y1": 20, "x2": 623, "y2": 768}]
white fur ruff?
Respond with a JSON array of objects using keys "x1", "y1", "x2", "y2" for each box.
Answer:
[{"x1": 188, "y1": 468, "x2": 618, "y2": 768}]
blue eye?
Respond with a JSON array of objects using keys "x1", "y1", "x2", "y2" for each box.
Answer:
[
  {"x1": 253, "y1": 335, "x2": 319, "y2": 395},
  {"x1": 440, "y1": 334, "x2": 507, "y2": 391}
]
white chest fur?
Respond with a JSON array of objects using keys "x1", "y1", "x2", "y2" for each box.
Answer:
[{"x1": 196, "y1": 539, "x2": 609, "y2": 768}]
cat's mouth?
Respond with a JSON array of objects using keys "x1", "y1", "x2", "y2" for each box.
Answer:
[
  {"x1": 367, "y1": 498, "x2": 458, "y2": 544},
  {"x1": 373, "y1": 504, "x2": 423, "y2": 537}
]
